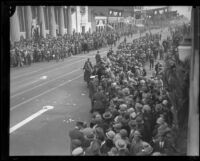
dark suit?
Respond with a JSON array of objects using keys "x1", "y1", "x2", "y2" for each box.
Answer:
[
  {"x1": 69, "y1": 128, "x2": 84, "y2": 142},
  {"x1": 152, "y1": 138, "x2": 177, "y2": 155}
]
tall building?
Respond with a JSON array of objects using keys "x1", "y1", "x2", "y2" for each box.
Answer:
[{"x1": 10, "y1": 6, "x2": 92, "y2": 44}]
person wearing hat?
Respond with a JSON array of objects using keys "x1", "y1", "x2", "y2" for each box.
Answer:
[
  {"x1": 113, "y1": 122, "x2": 122, "y2": 134},
  {"x1": 149, "y1": 51, "x2": 155, "y2": 70},
  {"x1": 118, "y1": 104, "x2": 127, "y2": 115},
  {"x1": 94, "y1": 126, "x2": 105, "y2": 142},
  {"x1": 72, "y1": 147, "x2": 85, "y2": 156},
  {"x1": 100, "y1": 130, "x2": 115, "y2": 155},
  {"x1": 69, "y1": 122, "x2": 85, "y2": 151},
  {"x1": 102, "y1": 111, "x2": 113, "y2": 123},
  {"x1": 127, "y1": 108, "x2": 135, "y2": 115},
  {"x1": 115, "y1": 139, "x2": 129, "y2": 156},
  {"x1": 119, "y1": 129, "x2": 130, "y2": 148},
  {"x1": 92, "y1": 86, "x2": 107, "y2": 115},
  {"x1": 90, "y1": 113, "x2": 103, "y2": 128},
  {"x1": 85, "y1": 140, "x2": 102, "y2": 156},
  {"x1": 135, "y1": 103, "x2": 143, "y2": 114},
  {"x1": 82, "y1": 129, "x2": 95, "y2": 149},
  {"x1": 152, "y1": 116, "x2": 169, "y2": 140},
  {"x1": 142, "y1": 104, "x2": 153, "y2": 142},
  {"x1": 107, "y1": 147, "x2": 119, "y2": 156},
  {"x1": 128, "y1": 119, "x2": 137, "y2": 141},
  {"x1": 135, "y1": 116, "x2": 145, "y2": 138},
  {"x1": 81, "y1": 127, "x2": 94, "y2": 137},
  {"x1": 71, "y1": 139, "x2": 82, "y2": 152},
  {"x1": 152, "y1": 127, "x2": 178, "y2": 156},
  {"x1": 130, "y1": 130, "x2": 153, "y2": 156}
]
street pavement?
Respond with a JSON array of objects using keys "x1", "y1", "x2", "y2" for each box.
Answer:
[{"x1": 9, "y1": 28, "x2": 170, "y2": 156}]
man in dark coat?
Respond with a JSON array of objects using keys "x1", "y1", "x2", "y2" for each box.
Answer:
[
  {"x1": 92, "y1": 87, "x2": 107, "y2": 114},
  {"x1": 83, "y1": 58, "x2": 93, "y2": 86}
]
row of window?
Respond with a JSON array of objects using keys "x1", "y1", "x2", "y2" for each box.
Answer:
[{"x1": 17, "y1": 6, "x2": 68, "y2": 32}]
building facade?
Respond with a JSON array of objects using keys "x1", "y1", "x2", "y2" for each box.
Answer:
[{"x1": 10, "y1": 6, "x2": 92, "y2": 44}]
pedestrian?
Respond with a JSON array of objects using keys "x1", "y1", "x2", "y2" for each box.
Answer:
[{"x1": 149, "y1": 53, "x2": 154, "y2": 70}]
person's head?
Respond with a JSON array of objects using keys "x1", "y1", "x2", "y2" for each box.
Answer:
[{"x1": 133, "y1": 130, "x2": 142, "y2": 141}]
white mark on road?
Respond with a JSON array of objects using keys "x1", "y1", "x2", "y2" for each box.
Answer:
[
  {"x1": 10, "y1": 74, "x2": 83, "y2": 111},
  {"x1": 40, "y1": 76, "x2": 47, "y2": 80},
  {"x1": 10, "y1": 105, "x2": 54, "y2": 134}
]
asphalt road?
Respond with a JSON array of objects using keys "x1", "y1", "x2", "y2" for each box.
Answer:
[{"x1": 9, "y1": 28, "x2": 170, "y2": 156}]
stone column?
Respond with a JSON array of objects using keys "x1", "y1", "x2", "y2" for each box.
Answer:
[
  {"x1": 10, "y1": 6, "x2": 20, "y2": 43},
  {"x1": 49, "y1": 6, "x2": 56, "y2": 37},
  {"x1": 67, "y1": 6, "x2": 72, "y2": 35},
  {"x1": 58, "y1": 6, "x2": 64, "y2": 35},
  {"x1": 38, "y1": 6, "x2": 45, "y2": 38},
  {"x1": 24, "y1": 6, "x2": 32, "y2": 39}
]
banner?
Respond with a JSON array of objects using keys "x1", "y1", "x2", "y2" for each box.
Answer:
[{"x1": 108, "y1": 9, "x2": 123, "y2": 17}]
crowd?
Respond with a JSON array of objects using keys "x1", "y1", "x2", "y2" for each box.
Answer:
[
  {"x1": 10, "y1": 30, "x2": 123, "y2": 68},
  {"x1": 69, "y1": 28, "x2": 182, "y2": 156}
]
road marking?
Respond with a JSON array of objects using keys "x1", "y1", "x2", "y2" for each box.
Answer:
[
  {"x1": 40, "y1": 76, "x2": 47, "y2": 80},
  {"x1": 10, "y1": 106, "x2": 54, "y2": 134},
  {"x1": 10, "y1": 74, "x2": 83, "y2": 111},
  {"x1": 10, "y1": 68, "x2": 81, "y2": 99}
]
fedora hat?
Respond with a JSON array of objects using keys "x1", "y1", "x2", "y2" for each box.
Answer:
[
  {"x1": 127, "y1": 108, "x2": 135, "y2": 114},
  {"x1": 162, "y1": 100, "x2": 168, "y2": 105},
  {"x1": 130, "y1": 112, "x2": 137, "y2": 120},
  {"x1": 119, "y1": 104, "x2": 127, "y2": 111},
  {"x1": 135, "y1": 103, "x2": 143, "y2": 111},
  {"x1": 115, "y1": 139, "x2": 127, "y2": 150},
  {"x1": 103, "y1": 111, "x2": 112, "y2": 120},
  {"x1": 81, "y1": 127, "x2": 94, "y2": 136},
  {"x1": 156, "y1": 117, "x2": 165, "y2": 125},
  {"x1": 128, "y1": 120, "x2": 137, "y2": 129},
  {"x1": 85, "y1": 132, "x2": 95, "y2": 140},
  {"x1": 119, "y1": 129, "x2": 128, "y2": 138},
  {"x1": 142, "y1": 104, "x2": 151, "y2": 112},
  {"x1": 113, "y1": 123, "x2": 122, "y2": 130},
  {"x1": 114, "y1": 115, "x2": 123, "y2": 123},
  {"x1": 106, "y1": 130, "x2": 116, "y2": 140}
]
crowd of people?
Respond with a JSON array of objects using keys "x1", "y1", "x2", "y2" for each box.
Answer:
[
  {"x1": 10, "y1": 30, "x2": 124, "y2": 68},
  {"x1": 69, "y1": 28, "x2": 182, "y2": 156}
]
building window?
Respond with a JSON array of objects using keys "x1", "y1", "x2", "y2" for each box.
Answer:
[
  {"x1": 43, "y1": 7, "x2": 49, "y2": 30},
  {"x1": 17, "y1": 6, "x2": 25, "y2": 32}
]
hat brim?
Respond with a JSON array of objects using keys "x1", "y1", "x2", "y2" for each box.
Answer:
[
  {"x1": 106, "y1": 133, "x2": 114, "y2": 140},
  {"x1": 115, "y1": 142, "x2": 127, "y2": 150}
]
